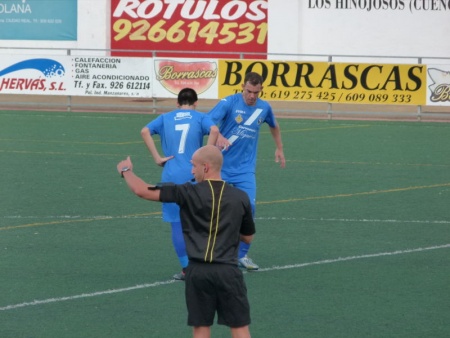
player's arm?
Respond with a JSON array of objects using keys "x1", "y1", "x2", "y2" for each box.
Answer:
[
  {"x1": 206, "y1": 125, "x2": 220, "y2": 146},
  {"x1": 141, "y1": 127, "x2": 173, "y2": 167},
  {"x1": 208, "y1": 98, "x2": 232, "y2": 150},
  {"x1": 216, "y1": 133, "x2": 232, "y2": 151},
  {"x1": 269, "y1": 122, "x2": 286, "y2": 168},
  {"x1": 117, "y1": 156, "x2": 161, "y2": 201}
]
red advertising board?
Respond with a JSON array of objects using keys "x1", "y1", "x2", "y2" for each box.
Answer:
[{"x1": 111, "y1": 0, "x2": 268, "y2": 59}]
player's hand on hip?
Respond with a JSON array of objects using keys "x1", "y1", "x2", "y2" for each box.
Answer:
[{"x1": 158, "y1": 156, "x2": 174, "y2": 167}]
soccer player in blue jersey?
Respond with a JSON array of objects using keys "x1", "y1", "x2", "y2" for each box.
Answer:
[
  {"x1": 141, "y1": 88, "x2": 219, "y2": 280},
  {"x1": 208, "y1": 72, "x2": 286, "y2": 270}
]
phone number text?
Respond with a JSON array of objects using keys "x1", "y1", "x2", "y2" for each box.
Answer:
[
  {"x1": 73, "y1": 80, "x2": 150, "y2": 91},
  {"x1": 255, "y1": 90, "x2": 414, "y2": 104},
  {"x1": 113, "y1": 19, "x2": 267, "y2": 45}
]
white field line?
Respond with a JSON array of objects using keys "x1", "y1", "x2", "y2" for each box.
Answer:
[
  {"x1": 0, "y1": 280, "x2": 177, "y2": 311},
  {"x1": 1, "y1": 244, "x2": 449, "y2": 312},
  {"x1": 3, "y1": 215, "x2": 450, "y2": 225},
  {"x1": 257, "y1": 217, "x2": 450, "y2": 224},
  {"x1": 257, "y1": 244, "x2": 450, "y2": 272}
]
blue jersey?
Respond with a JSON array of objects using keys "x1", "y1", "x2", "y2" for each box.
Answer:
[
  {"x1": 147, "y1": 109, "x2": 214, "y2": 183},
  {"x1": 146, "y1": 109, "x2": 214, "y2": 222},
  {"x1": 208, "y1": 93, "x2": 276, "y2": 175}
]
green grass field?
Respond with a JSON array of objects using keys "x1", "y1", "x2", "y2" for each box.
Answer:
[{"x1": 1, "y1": 110, "x2": 449, "y2": 337}]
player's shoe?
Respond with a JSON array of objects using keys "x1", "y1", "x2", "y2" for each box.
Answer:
[
  {"x1": 173, "y1": 271, "x2": 185, "y2": 281},
  {"x1": 238, "y1": 255, "x2": 259, "y2": 270}
]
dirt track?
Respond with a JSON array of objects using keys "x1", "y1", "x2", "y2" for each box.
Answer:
[{"x1": 1, "y1": 94, "x2": 448, "y2": 122}]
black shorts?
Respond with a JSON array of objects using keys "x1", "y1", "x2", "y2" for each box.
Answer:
[{"x1": 185, "y1": 262, "x2": 251, "y2": 328}]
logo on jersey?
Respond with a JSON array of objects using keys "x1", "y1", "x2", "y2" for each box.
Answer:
[
  {"x1": 175, "y1": 112, "x2": 192, "y2": 120},
  {"x1": 235, "y1": 114, "x2": 244, "y2": 124}
]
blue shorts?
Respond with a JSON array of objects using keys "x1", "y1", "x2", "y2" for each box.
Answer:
[
  {"x1": 222, "y1": 172, "x2": 256, "y2": 216},
  {"x1": 162, "y1": 202, "x2": 180, "y2": 223}
]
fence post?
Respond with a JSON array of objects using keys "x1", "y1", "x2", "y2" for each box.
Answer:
[
  {"x1": 417, "y1": 57, "x2": 423, "y2": 121},
  {"x1": 327, "y1": 55, "x2": 333, "y2": 120},
  {"x1": 67, "y1": 49, "x2": 72, "y2": 112},
  {"x1": 152, "y1": 50, "x2": 157, "y2": 114}
]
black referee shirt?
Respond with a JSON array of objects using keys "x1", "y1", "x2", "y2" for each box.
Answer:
[{"x1": 159, "y1": 180, "x2": 255, "y2": 265}]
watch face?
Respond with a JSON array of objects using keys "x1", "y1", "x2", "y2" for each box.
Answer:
[{"x1": 121, "y1": 166, "x2": 130, "y2": 178}]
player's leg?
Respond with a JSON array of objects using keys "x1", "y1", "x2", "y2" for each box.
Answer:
[
  {"x1": 237, "y1": 174, "x2": 256, "y2": 264},
  {"x1": 230, "y1": 326, "x2": 251, "y2": 338},
  {"x1": 224, "y1": 173, "x2": 259, "y2": 270},
  {"x1": 171, "y1": 221, "x2": 188, "y2": 280},
  {"x1": 193, "y1": 326, "x2": 211, "y2": 338},
  {"x1": 163, "y1": 202, "x2": 188, "y2": 280}
]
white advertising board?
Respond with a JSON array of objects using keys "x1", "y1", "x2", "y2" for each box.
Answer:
[
  {"x1": 270, "y1": 0, "x2": 450, "y2": 58},
  {"x1": 0, "y1": 56, "x2": 70, "y2": 95},
  {"x1": 151, "y1": 58, "x2": 219, "y2": 100},
  {"x1": 427, "y1": 65, "x2": 450, "y2": 106},
  {"x1": 0, "y1": 55, "x2": 152, "y2": 97},
  {"x1": 71, "y1": 56, "x2": 152, "y2": 97}
]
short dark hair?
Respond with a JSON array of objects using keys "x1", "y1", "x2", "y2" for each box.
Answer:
[
  {"x1": 244, "y1": 72, "x2": 264, "y2": 86},
  {"x1": 178, "y1": 88, "x2": 198, "y2": 106}
]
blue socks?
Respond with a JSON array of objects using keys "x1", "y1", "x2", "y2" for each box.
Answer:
[
  {"x1": 238, "y1": 241, "x2": 251, "y2": 259},
  {"x1": 171, "y1": 222, "x2": 188, "y2": 269}
]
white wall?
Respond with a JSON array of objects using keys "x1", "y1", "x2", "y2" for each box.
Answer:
[
  {"x1": 1, "y1": 0, "x2": 449, "y2": 60},
  {"x1": 269, "y1": 0, "x2": 450, "y2": 60}
]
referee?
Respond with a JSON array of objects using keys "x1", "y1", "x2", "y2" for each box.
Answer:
[{"x1": 117, "y1": 145, "x2": 255, "y2": 338}]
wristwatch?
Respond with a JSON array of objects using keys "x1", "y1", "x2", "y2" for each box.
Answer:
[{"x1": 121, "y1": 166, "x2": 131, "y2": 178}]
